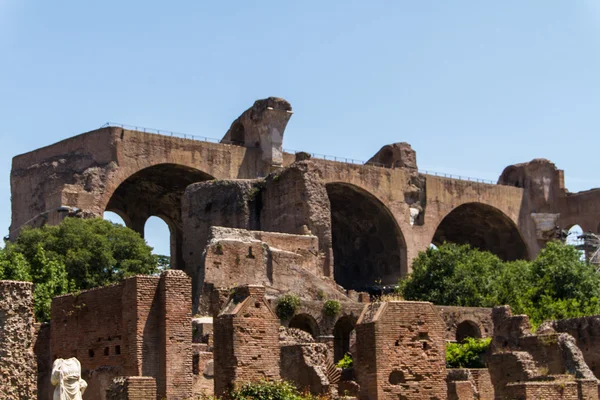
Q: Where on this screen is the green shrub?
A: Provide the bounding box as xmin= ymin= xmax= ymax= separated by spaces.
xmin=323 ymin=300 xmax=341 ymax=317
xmin=276 ymin=294 xmax=300 ymax=320
xmin=230 ymin=380 xmax=325 ymax=400
xmin=446 ymin=337 xmax=491 ymax=369
xmin=336 ymin=353 xmax=353 ymax=369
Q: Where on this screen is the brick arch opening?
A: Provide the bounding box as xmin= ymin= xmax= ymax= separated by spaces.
xmin=334 ymin=315 xmax=356 ymax=362
xmin=105 ymin=163 xmax=214 ymax=270
xmin=456 ymin=320 xmax=481 ymax=342
xmin=432 ymin=202 xmax=528 ymax=261
xmin=326 ymin=183 xmax=407 ymax=291
xmin=288 ymin=313 xmax=319 ymax=338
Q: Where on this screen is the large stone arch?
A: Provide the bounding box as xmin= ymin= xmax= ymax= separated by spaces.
xmin=105 ymin=163 xmax=214 ymax=269
xmin=325 ymin=182 xmax=407 ymax=291
xmin=431 ymin=202 xmax=528 ymax=261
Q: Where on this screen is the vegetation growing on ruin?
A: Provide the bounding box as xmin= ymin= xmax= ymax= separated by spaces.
xmin=399 ymin=242 xmax=600 ymax=326
xmin=276 ymin=294 xmax=301 ymax=320
xmin=0 ymin=217 xmax=158 ymax=321
xmin=336 ymin=353 xmax=353 ymax=369
xmin=230 ymin=380 xmax=328 ymax=400
xmin=446 ymin=337 xmax=491 ymax=368
xmin=322 ymin=300 xmax=341 ymax=316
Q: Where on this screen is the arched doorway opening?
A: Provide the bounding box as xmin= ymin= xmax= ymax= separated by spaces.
xmin=566 ymin=224 xmax=586 ymax=261
xmin=145 ymin=216 xmax=172 ymax=271
xmin=103 ymin=211 xmax=128 ymax=227
xmin=334 ymin=315 xmax=356 ymax=362
xmin=105 ymin=164 xmax=214 ymax=270
xmin=432 ymin=203 xmax=528 ymax=261
xmin=326 ymin=183 xmax=407 ymax=292
xmin=456 ymin=320 xmax=482 ymax=343
xmin=229 ymin=122 xmax=246 ymax=146
xmin=288 ymin=314 xmax=319 ymax=338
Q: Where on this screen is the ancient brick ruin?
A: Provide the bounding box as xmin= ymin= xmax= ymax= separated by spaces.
xmin=3 ymin=97 xmax=600 ymax=399
xmin=47 ymin=270 xmax=192 ymax=399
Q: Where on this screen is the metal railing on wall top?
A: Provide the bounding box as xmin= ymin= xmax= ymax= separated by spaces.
xmin=101 ymin=122 xmax=499 ymax=186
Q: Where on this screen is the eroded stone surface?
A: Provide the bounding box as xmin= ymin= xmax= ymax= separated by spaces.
xmin=0 ymin=280 xmax=37 ymax=400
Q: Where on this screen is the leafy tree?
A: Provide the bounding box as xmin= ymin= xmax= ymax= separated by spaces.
xmin=0 ymin=217 xmax=158 ymax=321
xmin=399 ymin=243 xmax=504 ymax=307
xmin=155 ymin=254 xmax=171 ymax=271
xmin=13 ymin=217 xmax=157 ymax=290
xmin=399 ymin=241 xmax=600 ymax=326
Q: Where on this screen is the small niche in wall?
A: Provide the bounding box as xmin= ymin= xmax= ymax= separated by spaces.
xmin=104 ymin=347 xmax=109 ymax=356
xmin=88 ymin=349 xmax=94 ymax=358
xmin=115 ymin=345 xmax=121 ymax=355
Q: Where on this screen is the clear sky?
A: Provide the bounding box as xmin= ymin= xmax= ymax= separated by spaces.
xmin=1 ymin=1 xmax=599 ymax=256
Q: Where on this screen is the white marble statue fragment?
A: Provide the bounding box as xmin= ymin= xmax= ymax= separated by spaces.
xmin=51 ymin=357 xmax=88 ymax=400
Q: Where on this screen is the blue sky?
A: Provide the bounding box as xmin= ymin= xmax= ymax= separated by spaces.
xmin=1 ymin=1 xmax=599 ymax=256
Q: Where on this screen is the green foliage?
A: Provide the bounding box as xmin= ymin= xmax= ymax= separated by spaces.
xmin=0 ymin=217 xmax=158 ymax=321
xmin=276 ymin=294 xmax=301 ymax=320
xmin=336 ymin=353 xmax=353 ymax=369
xmin=230 ymin=380 xmax=325 ymax=400
xmin=399 ymin=243 xmax=503 ymax=307
xmin=322 ymin=300 xmax=341 ymax=317
xmin=155 ymin=254 xmax=170 ymax=271
xmin=399 ymin=241 xmax=600 ymax=326
xmin=446 ymin=337 xmax=491 ymax=368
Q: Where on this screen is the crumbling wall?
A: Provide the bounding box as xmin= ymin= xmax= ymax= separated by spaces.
xmin=354 ymin=301 xmax=447 ymax=400
xmin=280 ymin=343 xmax=333 ymax=395
xmin=221 ymin=97 xmax=293 ymax=166
xmin=488 ymin=306 xmax=597 ymax=400
xmin=0 ymin=280 xmax=37 ymax=399
xmin=540 ymin=315 xmax=600 ymax=378
xmin=199 ymin=227 xmax=346 ymax=314
xmin=213 ymin=285 xmax=280 ymax=396
xmin=261 ymin=162 xmax=333 ymax=258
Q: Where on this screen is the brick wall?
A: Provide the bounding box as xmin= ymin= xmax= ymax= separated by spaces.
xmin=159 ymin=270 xmax=193 ymax=399
xmin=505 ymin=381 xmax=580 ymax=399
xmin=214 ymin=285 xmax=280 ymax=396
xmin=35 ymin=322 xmax=52 ymax=400
xmin=0 ymin=280 xmax=37 ymax=399
xmin=354 ymin=301 xmax=447 ymax=400
xmin=51 ymin=283 xmax=126 ymax=370
xmin=50 ymin=271 xmax=193 ymax=400
xmin=106 ymin=376 xmax=157 ymax=400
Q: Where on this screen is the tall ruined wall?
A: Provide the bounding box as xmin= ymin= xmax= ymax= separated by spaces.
xmin=10 ymin=127 xmax=267 ymax=240
xmin=261 ymin=161 xmax=333 ymax=257
xmin=214 ymin=286 xmax=280 ymax=396
xmin=354 ymin=301 xmax=447 ymax=400
xmin=182 ymin=179 xmax=261 ymax=302
xmin=11 ymin=101 xmax=600 ymax=278
xmin=0 ymin=280 xmax=37 ymax=400
xmin=158 ymin=270 xmax=193 ymax=399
